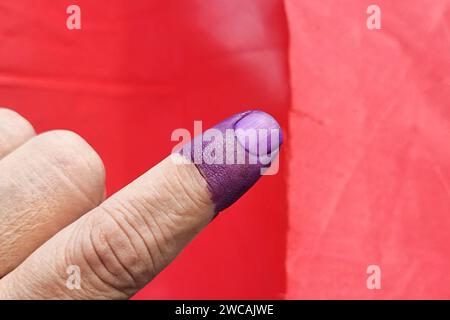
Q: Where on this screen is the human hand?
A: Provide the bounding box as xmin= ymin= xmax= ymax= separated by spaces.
xmin=0 ymin=108 xmax=282 ymax=300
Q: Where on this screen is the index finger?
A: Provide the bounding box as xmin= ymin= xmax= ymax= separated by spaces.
xmin=0 ymin=110 xmax=283 ymax=300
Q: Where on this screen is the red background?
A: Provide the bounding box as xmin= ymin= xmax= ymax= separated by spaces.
xmin=0 ymin=0 xmax=289 ymax=299
xmin=2 ymin=0 xmax=450 ymax=299
xmin=286 ymin=0 xmax=450 ymax=299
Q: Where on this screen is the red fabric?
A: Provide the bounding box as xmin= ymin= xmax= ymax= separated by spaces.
xmin=0 ymin=0 xmax=289 ymax=299
xmin=286 ymin=0 xmax=450 ymax=299
xmin=2 ymin=0 xmax=449 ymax=300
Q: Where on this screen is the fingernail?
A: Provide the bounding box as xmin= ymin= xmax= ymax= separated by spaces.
xmin=181 ymin=110 xmax=283 ymax=213
xmin=234 ymin=110 xmax=283 ymax=155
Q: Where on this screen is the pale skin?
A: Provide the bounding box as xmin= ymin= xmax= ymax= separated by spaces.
xmin=0 ymin=108 xmax=218 ymax=299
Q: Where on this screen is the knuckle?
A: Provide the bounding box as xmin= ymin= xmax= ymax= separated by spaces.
xmin=0 ymin=108 xmax=36 ymax=147
xmin=0 ymin=108 xmax=34 ymax=131
xmin=38 ymin=130 xmax=103 ymax=173
xmin=35 ymin=130 xmax=105 ymax=204
xmin=79 ymin=206 xmax=161 ymax=295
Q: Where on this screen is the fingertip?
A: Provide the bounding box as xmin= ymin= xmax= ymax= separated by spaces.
xmin=182 ymin=110 xmax=283 ymax=213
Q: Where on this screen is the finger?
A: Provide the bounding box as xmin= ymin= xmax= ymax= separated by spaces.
xmin=0 ymin=108 xmax=36 ymax=159
xmin=0 ymin=130 xmax=105 ymax=277
xmin=0 ymin=110 xmax=283 ymax=300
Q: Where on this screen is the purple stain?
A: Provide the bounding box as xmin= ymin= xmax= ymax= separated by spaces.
xmin=180 ymin=110 xmax=283 ymax=213
xmin=235 ymin=110 xmax=283 ymax=156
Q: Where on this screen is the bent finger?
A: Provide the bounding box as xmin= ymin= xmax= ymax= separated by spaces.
xmin=0 ymin=108 xmax=35 ymax=159
xmin=0 ymin=130 xmax=105 ymax=277
xmin=0 ymin=110 xmax=282 ymax=299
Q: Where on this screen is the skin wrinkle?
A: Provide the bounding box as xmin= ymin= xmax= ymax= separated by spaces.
xmin=159 ymin=169 xmax=190 ymax=214
xmin=171 ymin=162 xmax=211 ymax=213
xmin=91 ymin=216 xmax=136 ymax=284
xmin=69 ymin=158 xmax=214 ymax=298
xmin=39 ymin=131 xmax=105 ymax=207
xmin=95 ymin=207 xmax=145 ymax=286
xmin=128 ymin=197 xmax=171 ymax=269
xmin=124 ymin=179 xmax=179 ymax=266
xmin=49 ymin=245 xmax=75 ymax=300
xmin=6 ymin=244 xmax=64 ymax=300
xmin=0 ymin=132 xmax=102 ymax=218
xmin=138 ymin=187 xmax=179 ymax=235
xmin=62 ymin=221 xmax=120 ymax=299
xmin=135 ymin=186 xmax=179 ymax=265
xmin=0 ymin=107 xmax=283 ymax=299
xmin=102 ymin=227 xmax=139 ymax=288
xmin=50 ymin=156 xmax=104 ymax=208
xmin=65 ymin=220 xmax=111 ymax=300
xmin=136 ymin=193 xmax=179 ymax=259
xmin=75 ymin=222 xmax=123 ymax=297
xmin=141 ymin=162 xmax=207 ymax=233
xmin=81 ymin=230 xmax=130 ymax=298
xmin=0 ymin=130 xmax=105 ymax=278
xmin=108 ymin=199 xmax=163 ymax=281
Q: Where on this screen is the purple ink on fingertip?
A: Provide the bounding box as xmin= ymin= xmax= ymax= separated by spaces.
xmin=181 ymin=110 xmax=283 ymax=213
